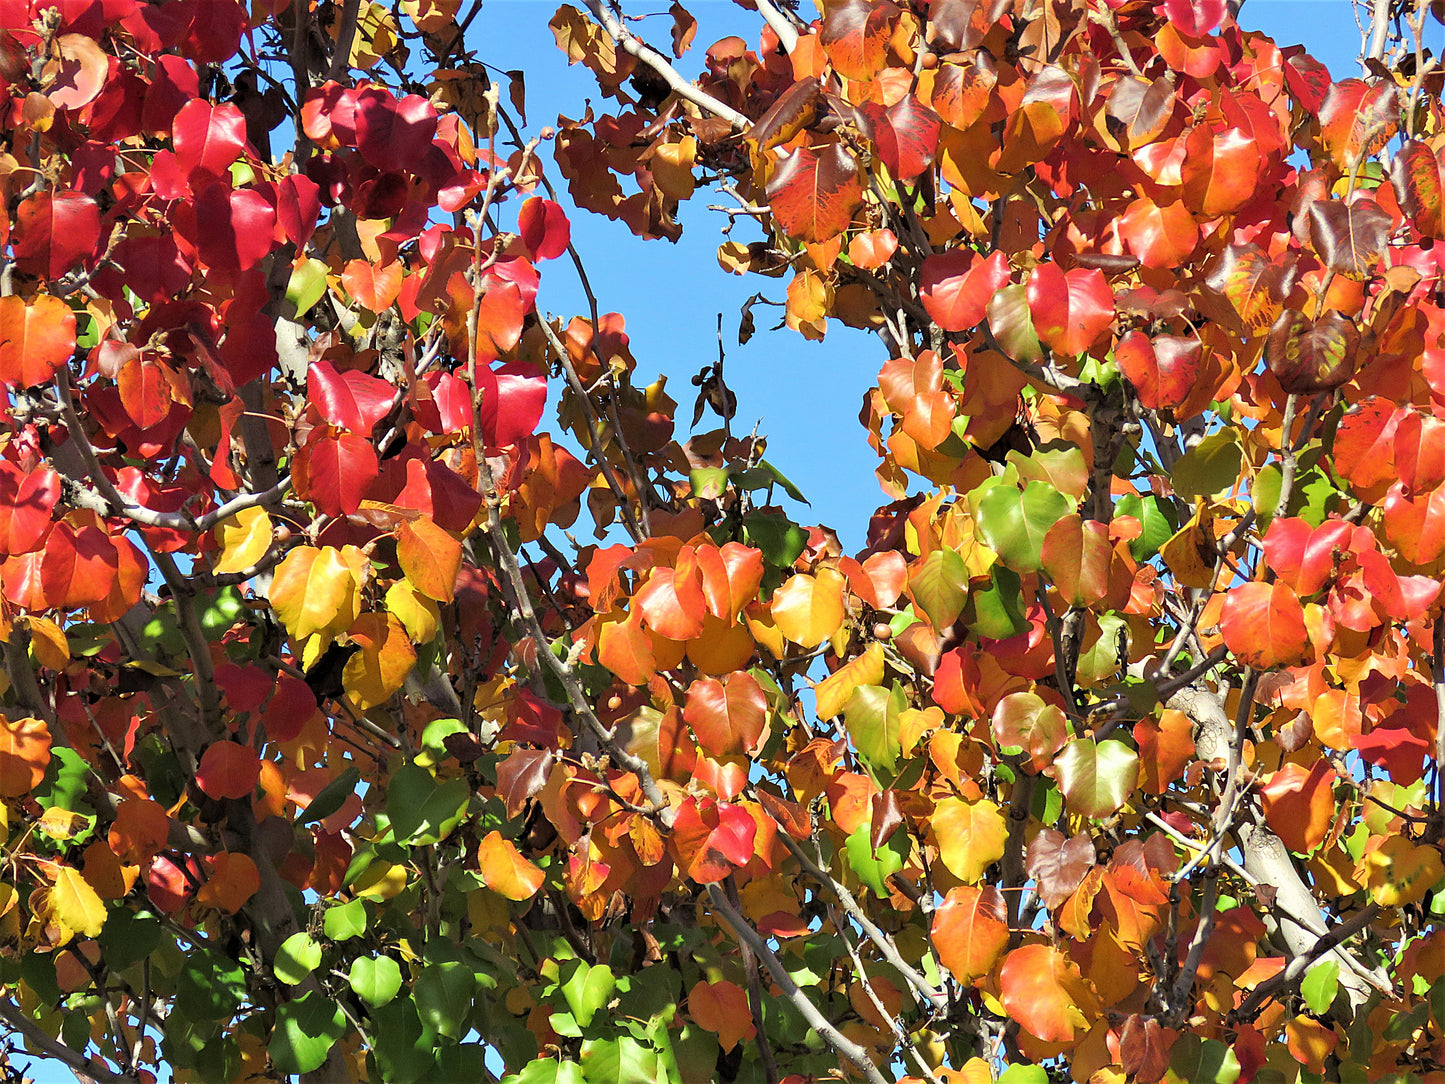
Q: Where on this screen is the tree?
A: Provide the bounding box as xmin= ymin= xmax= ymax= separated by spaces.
xmin=0 ymin=0 xmax=1443 ymax=1078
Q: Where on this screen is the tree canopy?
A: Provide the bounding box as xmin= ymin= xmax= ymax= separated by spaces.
xmin=0 ymin=0 xmax=1443 ymax=1081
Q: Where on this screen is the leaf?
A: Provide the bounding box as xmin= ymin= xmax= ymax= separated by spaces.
xmin=477 ymin=831 xmax=545 ymax=901
xmin=1361 ymin=835 xmax=1444 ymax=907
xmin=1219 ymin=581 xmax=1311 ymax=670
xmin=932 ymin=885 xmax=1009 ymax=984
xmin=172 ymin=99 xmax=247 ymax=184
xmin=864 ymin=94 xmax=941 ymax=181
xmin=930 ymin=54 xmax=998 ymax=128
xmin=1025 ymin=828 xmax=1097 ymax=909
xmin=297 ymin=765 xmax=362 ymax=827
xmin=1172 ymin=430 xmax=1242 ymax=500
xmin=920 ymin=250 xmax=1011 ymax=332
xmin=819 ymin=0 xmax=899 ymax=79
xmin=999 ymin=944 xmax=1095 ymax=1043
xmin=1158 ymin=0 xmax=1227 ymax=34
xmin=518 ymin=197 xmax=572 ymax=261
xmin=274 ymin=932 xmax=323 ymax=985
xmin=1264 ymin=310 xmax=1359 ymax=395
xmin=416 ymin=960 xmax=475 ymax=1039
xmin=1114 ymin=331 xmax=1200 ymax=412
xmin=323 ymin=899 xmax=367 ymax=941
xmin=268 ymin=991 xmax=346 ymax=1076
xmin=907 ymin=546 xmax=967 ymax=630
xmin=1106 ymin=74 xmax=1176 ymax=149
xmin=1332 ymin=397 xmax=1401 ymax=493
xmin=12 ymin=191 xmax=100 ymax=279
xmin=765 ymin=142 xmax=864 ymax=244
xmin=268 ymin=545 xmax=366 ymax=641
xmin=684 ymin=672 xmax=767 ymax=757
xmin=769 ymin=568 xmax=846 ymax=648
xmin=43 ymin=866 xmax=107 ymax=941
xmin=1301 ymin=960 xmax=1339 ymax=1016
xmin=307 ymin=359 xmax=395 ymax=433
xmin=845 ymin=821 xmax=905 ymax=897
xmin=1053 ymin=739 xmax=1139 ymax=818
xmin=991 ymin=691 xmax=1068 ymax=771
xmin=43 ymin=34 xmax=108 ymax=110
xmin=1041 ymin=515 xmax=1111 ymax=608
xmin=0 ymin=294 xmax=76 ymax=389
xmin=396 ymin=516 xmax=462 ymax=603
xmin=975 ymin=482 xmax=1072 ymax=573
xmin=349 ymin=956 xmax=404 ymax=1007
xmin=688 ymin=980 xmax=754 ymax=1052
xmin=878 ymin=350 xmax=954 ymax=449
xmin=1258 ymin=760 xmax=1336 ymax=854
xmin=0 ymin=715 xmax=50 ymax=797
xmin=1319 ymin=78 xmax=1397 ymax=170
xmin=933 ymin=797 xmax=1006 ymax=882
xmin=1180 ymin=125 xmax=1263 ymax=217
xmin=1307 ymin=198 xmax=1391 ymax=280
xmin=1393 ymin=139 xmax=1445 ymax=238
xmin=212 ymin=507 xmax=273 ymax=575
xmin=195 ymin=741 xmax=260 ymax=801
xmin=196 ymin=852 xmax=260 ymax=914
xmin=986 ymin=283 xmax=1043 ymax=362
xmin=1026 ymin=264 xmax=1114 ymax=357
xmin=844 ymin=683 xmax=906 ymax=775
xmin=341 ymin=259 xmax=404 ymax=312
xmin=1119 ymin=196 xmax=1199 ymax=270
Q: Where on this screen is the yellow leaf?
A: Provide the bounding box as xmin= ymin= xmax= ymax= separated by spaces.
xmin=342 ymin=612 xmax=418 ymax=710
xmin=385 ymin=580 xmax=440 ymax=643
xmin=770 ymin=569 xmax=847 ymax=649
xmin=476 ymin=831 xmax=545 ymax=901
xmin=932 ymin=797 xmax=1006 ymax=883
xmin=268 ymin=546 xmax=367 ymax=641
xmin=346 ymin=2 xmax=398 ymax=68
xmin=353 ymin=861 xmax=408 ymax=901
xmin=212 ymin=507 xmax=273 ymax=575
xmin=44 ymin=866 xmax=107 ymax=942
xmin=37 ymin=808 xmax=86 ymax=841
xmin=813 ymin=642 xmax=884 ymax=720
xmin=1361 ymin=836 xmax=1444 ymax=907
xmin=23 ymin=617 xmax=68 ymax=671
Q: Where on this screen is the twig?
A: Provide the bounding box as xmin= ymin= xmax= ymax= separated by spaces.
xmin=1232 ymin=904 xmax=1382 ymax=1020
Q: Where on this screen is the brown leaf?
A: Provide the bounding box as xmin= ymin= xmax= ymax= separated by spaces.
xmin=1307 ymin=197 xmax=1392 ymax=280
xmin=1025 ymin=828 xmax=1096 ymax=910
xmin=766 ymin=141 xmax=863 ymax=243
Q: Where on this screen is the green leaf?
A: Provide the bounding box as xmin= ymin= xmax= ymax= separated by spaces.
xmin=323 ymin=899 xmax=367 ymax=942
xmin=1302 ymin=959 xmax=1340 ymax=1016
xmin=741 ymin=511 xmax=808 ymax=568
xmin=506 ymin=1060 xmax=586 ymax=1084
xmin=1384 ymin=1001 xmax=1429 ymax=1042
xmin=299 ymin=766 xmax=361 ymax=827
xmin=562 ymin=961 xmax=616 ymax=1029
xmin=579 ymin=1035 xmax=661 ymax=1084
xmin=908 ymin=546 xmax=967 ymax=630
xmin=1252 ymin=464 xmax=1282 ymax=527
xmin=975 ymin=481 xmax=1072 ymax=573
xmin=1173 ymin=430 xmax=1243 ymax=500
xmin=987 ymin=283 xmax=1042 ymax=362
xmin=268 ymin=991 xmax=346 ymax=1076
xmin=174 ymin=949 xmax=246 ymax=1023
xmin=418 ymin=718 xmax=467 ymax=768
xmin=755 ymin=458 xmax=809 ymax=503
xmin=368 ymin=996 xmax=437 ymax=1084
xmin=386 ymin=764 xmax=469 ymax=845
xmin=274 ymin=932 xmax=322 ymax=985
xmin=1053 ymin=739 xmax=1139 ymax=818
xmin=1168 ymin=1035 xmax=1241 ymax=1084
xmin=349 ymin=955 xmax=404 ymax=1007
xmin=416 ymin=960 xmax=475 ymax=1039
xmin=1001 ymin=1065 xmax=1050 ymax=1084
xmin=99 ymin=911 xmax=162 ymax=971
xmin=843 ymin=822 xmax=904 ymax=898
xmin=844 ymin=683 xmax=906 ymax=775
xmin=1115 ymin=493 xmax=1178 ymax=561
xmin=689 ymin=467 xmax=730 ymax=501
xmin=967 ymin=566 xmax=1027 ymax=640
xmin=286 ymin=257 xmax=329 ymax=315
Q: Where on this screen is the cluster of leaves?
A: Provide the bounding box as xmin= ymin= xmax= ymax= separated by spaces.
xmin=6 ymin=0 xmax=1445 ymax=1078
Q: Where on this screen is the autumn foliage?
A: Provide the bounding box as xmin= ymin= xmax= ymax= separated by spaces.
xmin=2 ymin=0 xmax=1445 ymax=1080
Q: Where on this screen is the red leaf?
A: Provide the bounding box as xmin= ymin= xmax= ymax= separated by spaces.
xmin=1219 ymin=581 xmax=1311 ymax=670
xmin=0 ymin=463 xmax=59 ymax=557
xmin=635 ymin=554 xmax=707 ymax=642
xmin=196 ymin=741 xmax=260 ymax=800
xmin=1261 ymin=518 xmax=1354 ymax=596
xmin=1040 ymin=515 xmax=1111 ymax=608
xmin=1156 ymin=0 xmax=1227 ymax=35
xmin=999 ymin=944 xmax=1095 ymax=1043
xmin=1332 ymin=397 xmax=1402 ymax=493
xmin=172 ymin=99 xmax=247 ymax=185
xmin=864 ymin=94 xmax=941 ymax=182
xmin=1026 ymin=263 xmax=1113 ymax=357
xmin=671 ymin=797 xmax=756 ymax=882
xmin=878 ymin=350 xmax=953 ymax=449
xmin=0 ymin=295 xmax=76 ymax=388
xmin=1118 ymin=196 xmax=1198 ymax=269
xmin=307 ymin=359 xmax=396 ymax=433
xmin=932 ymin=885 xmax=1009 ymax=984
xmin=40 ymin=521 xmax=117 ymax=608
xmin=185 ymin=183 xmax=276 ymax=272
xmin=1393 ymin=139 xmax=1445 ymax=239
xmin=1394 ymin=410 xmax=1445 ymax=496
xmin=1319 ymin=79 xmax=1398 ymax=170
xmin=1114 ymin=331 xmax=1200 ymax=412
xmin=476 ymin=361 xmax=547 ymax=448
xmin=12 ymin=191 xmax=101 ymax=279
xmin=518 ymin=197 xmax=571 ymax=261
xmin=919 ymin=250 xmax=1011 ymax=333
xmin=293 ymin=431 xmax=379 ymax=517
xmin=1264 ymin=310 xmax=1360 ymax=394
xmin=766 ymin=142 xmax=864 ymax=244
xmin=1382 ymin=483 xmax=1445 ymax=566
xmin=1180 ymin=125 xmax=1263 ymax=217
xmin=353 ymin=88 xmax=438 ymax=173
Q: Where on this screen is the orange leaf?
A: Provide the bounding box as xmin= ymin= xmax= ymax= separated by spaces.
xmin=932 ymin=885 xmax=1009 ymax=984
xmin=688 ymin=979 xmax=755 ymax=1052
xmin=684 ymin=671 xmax=768 ymax=757
xmin=341 ymin=258 xmax=404 ymax=311
xmin=1259 ymin=760 xmax=1336 ymax=854
xmin=999 ymin=944 xmax=1097 ymax=1044
xmin=0 ymin=294 xmax=75 ymax=389
xmin=196 ymin=741 xmax=261 ymax=800
xmin=477 ymin=830 xmax=544 ymax=900
xmin=107 ymin=798 xmax=170 ymax=865
xmin=0 ymin=714 xmax=50 ymax=797
xmin=342 ymin=611 xmax=418 ymax=710
xmin=196 ymin=852 xmax=260 ymax=914
xmin=1218 ymin=581 xmax=1311 ymax=670
xmin=396 ymin=515 xmax=462 ymax=603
